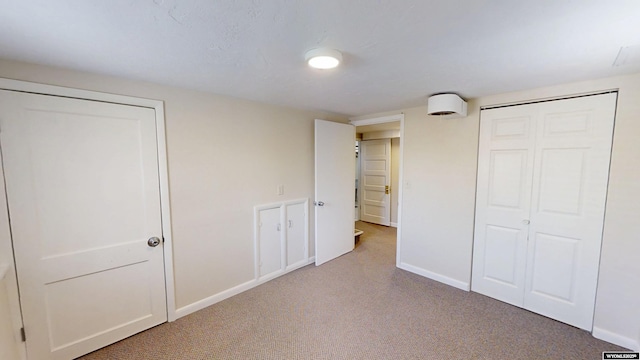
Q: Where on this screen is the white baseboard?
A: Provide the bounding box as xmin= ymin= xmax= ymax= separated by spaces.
xmin=175 ymin=257 xmax=315 ymax=319
xmin=175 ymin=279 xmax=256 ymax=318
xmin=398 ymin=262 xmax=470 ymax=291
xmin=390 ymin=222 xmax=398 ymax=228
xmin=593 ymin=326 xmax=640 ymax=351
xmin=285 ymin=259 xmax=312 ymax=272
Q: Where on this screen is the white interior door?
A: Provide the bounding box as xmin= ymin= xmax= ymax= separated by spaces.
xmin=472 ymin=93 xmax=616 ymax=331
xmin=0 ymin=90 xmax=167 ymax=359
xmin=359 ymin=139 xmax=391 ymax=226
xmin=315 ymin=119 xmax=355 ymax=266
xmin=523 ymin=93 xmax=616 ymax=330
xmin=471 ymin=105 xmax=536 ymax=307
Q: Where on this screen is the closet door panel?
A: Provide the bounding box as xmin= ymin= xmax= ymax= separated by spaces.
xmin=471 ymin=106 xmax=536 ymax=307
xmin=524 ymin=93 xmax=617 ymax=330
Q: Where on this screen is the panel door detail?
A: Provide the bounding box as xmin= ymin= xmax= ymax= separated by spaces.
xmin=359 ymin=139 xmax=391 ymax=226
xmin=257 ymin=207 xmax=283 ymax=280
xmin=524 ymin=93 xmax=617 ymax=330
xmin=472 ymin=93 xmax=616 ymax=331
xmin=285 ymin=203 xmax=307 ymax=271
xmin=254 ymin=199 xmax=309 ymax=282
xmin=0 ymin=90 xmax=167 ymax=360
xmin=472 ymin=106 xmax=536 ymax=307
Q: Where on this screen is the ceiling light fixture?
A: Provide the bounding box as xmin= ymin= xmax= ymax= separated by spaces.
xmin=305 ymin=48 xmax=342 ymax=69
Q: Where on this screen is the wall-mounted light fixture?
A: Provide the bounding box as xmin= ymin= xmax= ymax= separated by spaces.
xmin=427 ymin=93 xmax=468 ymax=117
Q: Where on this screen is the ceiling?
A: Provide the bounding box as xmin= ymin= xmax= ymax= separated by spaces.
xmin=1 ymin=1 xmax=639 ymax=117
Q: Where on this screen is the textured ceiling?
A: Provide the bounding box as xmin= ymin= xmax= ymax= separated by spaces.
xmin=1 ymin=1 xmax=639 ymax=116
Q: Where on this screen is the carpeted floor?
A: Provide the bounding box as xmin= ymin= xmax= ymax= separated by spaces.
xmin=79 ymin=221 xmax=625 ymax=359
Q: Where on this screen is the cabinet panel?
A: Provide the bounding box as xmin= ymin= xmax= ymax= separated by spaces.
xmin=286 ymin=203 xmax=307 ymax=270
xmin=257 ymin=207 xmax=282 ymax=279
xmin=255 ymin=199 xmax=309 ymax=283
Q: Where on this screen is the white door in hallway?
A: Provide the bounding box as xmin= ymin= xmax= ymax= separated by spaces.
xmin=0 ymin=90 xmax=167 ymax=359
xmin=472 ymin=93 xmax=616 ymax=330
xmin=314 ymin=119 xmax=355 ymax=266
xmin=359 ymin=139 xmax=391 ymax=226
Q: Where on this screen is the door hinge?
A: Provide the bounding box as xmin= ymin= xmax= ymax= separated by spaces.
xmin=20 ymin=327 xmax=26 ymax=342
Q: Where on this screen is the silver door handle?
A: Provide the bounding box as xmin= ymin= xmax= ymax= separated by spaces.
xmin=522 ymin=219 xmax=530 ymax=225
xmin=147 ymin=237 xmax=161 ymax=247
xmin=314 ymin=201 xmax=325 ymax=207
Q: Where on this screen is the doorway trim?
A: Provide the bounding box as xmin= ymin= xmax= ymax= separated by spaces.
xmin=350 ymin=113 xmax=405 ymax=267
xmin=0 ymin=78 xmax=177 ymax=322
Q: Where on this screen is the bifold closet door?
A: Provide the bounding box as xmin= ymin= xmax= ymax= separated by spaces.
xmin=523 ymin=94 xmax=616 ymax=330
xmin=472 ymin=93 xmax=617 ymax=330
xmin=470 ymin=103 xmax=537 ymax=308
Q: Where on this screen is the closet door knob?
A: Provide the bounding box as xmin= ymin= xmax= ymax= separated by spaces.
xmin=522 ymin=219 xmax=530 ymax=225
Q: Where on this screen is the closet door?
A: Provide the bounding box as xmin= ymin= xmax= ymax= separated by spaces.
xmin=471 ymin=105 xmax=537 ymax=307
xmin=524 ymin=93 xmax=616 ymax=330
xmin=472 ymin=93 xmax=617 ymax=331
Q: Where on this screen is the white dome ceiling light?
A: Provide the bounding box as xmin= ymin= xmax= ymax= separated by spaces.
xmin=305 ymin=48 xmax=343 ymax=69
xmin=427 ymin=93 xmax=468 ymax=117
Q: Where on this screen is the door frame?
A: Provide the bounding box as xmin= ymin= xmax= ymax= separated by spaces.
xmin=350 ymin=113 xmax=405 ymax=267
xmin=0 ymin=78 xmax=177 ymax=323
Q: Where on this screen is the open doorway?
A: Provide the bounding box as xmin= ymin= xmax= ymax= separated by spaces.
xmin=350 ymin=114 xmax=404 ymax=266
xmin=355 ymin=121 xmax=400 ymax=227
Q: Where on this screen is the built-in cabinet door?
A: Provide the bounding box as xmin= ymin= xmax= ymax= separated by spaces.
xmin=472 ymin=93 xmax=617 ymax=331
xmin=255 ymin=200 xmax=308 ymax=282
xmin=286 ymin=203 xmax=307 ymax=270
xmin=257 ymin=207 xmax=283 ymax=280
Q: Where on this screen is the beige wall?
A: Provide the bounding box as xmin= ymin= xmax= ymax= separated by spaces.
xmin=0 ymin=59 xmax=346 ymax=314
xmin=398 ymin=72 xmax=640 ymax=350
xmin=398 ymin=106 xmax=479 ymax=289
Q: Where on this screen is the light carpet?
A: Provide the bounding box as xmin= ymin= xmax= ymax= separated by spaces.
xmin=80 ymin=221 xmax=625 ymax=359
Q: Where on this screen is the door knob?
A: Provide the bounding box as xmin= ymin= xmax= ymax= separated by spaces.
xmin=314 ymin=201 xmax=325 ymax=207
xmin=147 ymin=237 xmax=161 ymax=247
xmin=385 ymin=185 xmax=390 ymax=194
xmin=522 ymin=219 xmax=530 ymax=225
